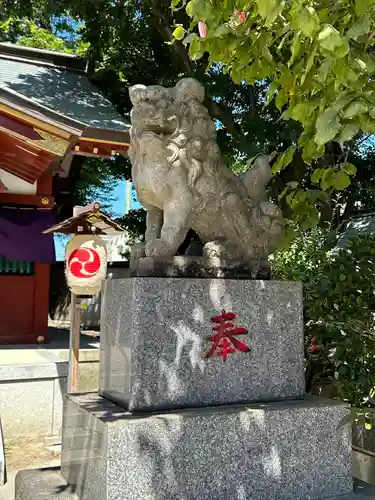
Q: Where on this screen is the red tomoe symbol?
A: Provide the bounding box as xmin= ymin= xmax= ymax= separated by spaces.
xmin=68 ymin=248 xmax=101 ymax=279
xmin=204 ymin=310 xmax=250 ymax=361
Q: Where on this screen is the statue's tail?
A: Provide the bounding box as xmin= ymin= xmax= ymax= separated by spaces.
xmin=239 ymin=155 xmax=284 ymax=257
xmin=240 ymin=155 xmax=272 ymax=204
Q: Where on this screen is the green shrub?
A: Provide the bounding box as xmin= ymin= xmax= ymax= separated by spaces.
xmin=272 ymin=231 xmax=375 ymax=414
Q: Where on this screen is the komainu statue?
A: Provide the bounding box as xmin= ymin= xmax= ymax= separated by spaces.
xmin=128 ymin=78 xmax=284 ymax=263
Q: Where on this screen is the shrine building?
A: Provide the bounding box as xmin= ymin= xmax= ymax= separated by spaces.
xmin=0 ymin=42 xmax=130 ymax=344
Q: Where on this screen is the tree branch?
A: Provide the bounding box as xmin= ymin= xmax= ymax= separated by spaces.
xmin=148 ymin=0 xmax=242 ymax=137
xmin=149 ymin=0 xmax=194 ymax=74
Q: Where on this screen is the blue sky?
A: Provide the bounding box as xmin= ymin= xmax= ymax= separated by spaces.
xmin=54 ymin=179 xmax=142 ymax=260
xmin=113 ymin=179 xmax=126 ymax=216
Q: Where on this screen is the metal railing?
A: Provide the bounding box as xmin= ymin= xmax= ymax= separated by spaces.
xmin=0 ymin=256 xmax=34 ymax=275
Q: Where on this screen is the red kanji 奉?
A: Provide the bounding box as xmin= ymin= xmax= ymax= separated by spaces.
xmin=204 ymin=310 xmax=250 ymax=361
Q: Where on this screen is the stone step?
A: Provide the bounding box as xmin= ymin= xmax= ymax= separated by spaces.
xmin=15 ymin=467 xmax=77 ymax=500
xmin=60 ymin=393 xmax=352 ymax=500
xmin=326 ymin=481 xmax=375 ymax=498
xmin=13 ymin=469 xmax=375 ymax=500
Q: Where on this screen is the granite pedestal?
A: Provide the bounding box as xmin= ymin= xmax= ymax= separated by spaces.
xmin=14 ymin=278 xmax=365 ymax=500
xmin=100 ymin=278 xmax=305 ymax=411
xmin=60 ymin=393 xmax=352 ymax=500
xmin=14 ymin=472 xmax=375 ymax=500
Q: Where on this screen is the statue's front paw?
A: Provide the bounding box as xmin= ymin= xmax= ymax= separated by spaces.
xmin=130 ymin=242 xmax=146 ymax=259
xmin=145 ymin=240 xmax=174 ymax=260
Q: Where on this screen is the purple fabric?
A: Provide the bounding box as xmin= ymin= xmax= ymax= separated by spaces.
xmin=0 ymin=208 xmax=56 ymax=263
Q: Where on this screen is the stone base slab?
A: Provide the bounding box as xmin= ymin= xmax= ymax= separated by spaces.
xmin=13 ymin=470 xmax=375 ymax=500
xmin=100 ymin=278 xmax=305 ymax=411
xmin=15 ymin=467 xmax=76 ymax=500
xmin=130 ymin=256 xmax=270 ymax=279
xmin=0 ymin=357 xmax=68 ymax=440
xmin=59 ymin=393 xmax=352 ymax=500
xmin=11 ymin=469 xmax=375 ymax=500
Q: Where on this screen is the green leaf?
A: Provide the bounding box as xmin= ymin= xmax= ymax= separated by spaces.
xmin=182 ymin=32 xmax=197 ymax=46
xmin=308 ymin=189 xmax=330 ymax=202
xmin=186 ymin=1 xmax=194 ymax=17
xmin=287 ymin=181 xmax=299 ymax=189
xmin=354 ymin=58 xmax=367 ymax=73
xmin=279 ymin=65 xmax=294 ymax=87
xmin=257 ymin=0 xmax=282 ymax=25
xmin=299 ymin=206 xmax=320 ymax=230
xmin=337 ymin=123 xmax=360 ymax=144
xmin=278 ymin=32 xmax=292 ymax=51
xmin=304 ymin=44 xmax=318 ymax=77
xmin=290 ymin=102 xmax=314 ymax=124
xmin=278 ymin=187 xmax=289 ymax=202
xmin=291 ymin=6 xmax=320 ymax=38
xmin=172 ymin=26 xmax=185 ymax=40
xmin=318 ymin=24 xmax=350 ymax=59
xmin=257 ymin=0 xmax=277 ymax=18
xmin=369 ymin=106 xmax=375 ymax=119
xmin=289 ymin=31 xmax=301 ymax=66
xmin=331 ymin=171 xmax=351 ymax=190
xmin=315 ymin=108 xmax=341 ymax=146
xmin=355 ymin=0 xmax=375 ymax=17
xmin=332 ymin=59 xmax=360 ymax=84
xmin=185 ymin=0 xmax=208 ymax=20
xmin=272 ymin=146 xmax=294 ymax=173
xmin=321 ymin=167 xmax=335 ymax=190
xmin=265 ymin=80 xmax=278 ymax=106
xmin=341 ymin=162 xmax=357 ymax=175
xmin=286 ymin=190 xmax=296 ymax=205
xmin=231 ymin=64 xmax=245 ymax=85
xmin=360 ymin=115 xmax=375 ymax=134
xmin=275 ymin=88 xmax=288 ymax=110
xmin=332 ymin=92 xmax=353 ymax=112
xmin=243 ymin=58 xmax=275 ymax=83
xmin=301 ymin=139 xmax=325 ymax=164
xmin=311 ymin=168 xmax=325 ymax=184
xmin=347 ymin=16 xmax=371 ymax=39
xmin=342 ymin=99 xmax=368 ymax=119
xmin=316 ymin=58 xmax=332 ymax=83
xmin=214 ymin=24 xmax=231 ymax=37
xmin=189 ymin=36 xmax=204 ymax=60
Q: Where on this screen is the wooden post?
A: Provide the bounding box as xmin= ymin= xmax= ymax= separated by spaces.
xmin=67 ymin=205 xmax=85 ymax=394
xmin=68 ymin=292 xmax=81 ymax=393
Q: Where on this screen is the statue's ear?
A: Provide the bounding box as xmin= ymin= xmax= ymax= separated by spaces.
xmin=175 ymin=78 xmax=205 ymax=103
xmin=129 ymin=85 xmax=147 ymax=105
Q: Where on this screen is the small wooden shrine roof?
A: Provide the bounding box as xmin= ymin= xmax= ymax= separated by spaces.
xmin=0 ymin=43 xmax=130 ymax=186
xmin=43 ymin=202 xmax=124 ymax=235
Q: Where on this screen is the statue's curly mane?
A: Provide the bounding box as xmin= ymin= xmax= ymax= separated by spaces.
xmin=166 ymin=99 xmax=221 ymax=203
xmin=129 ymin=78 xmax=244 ymax=212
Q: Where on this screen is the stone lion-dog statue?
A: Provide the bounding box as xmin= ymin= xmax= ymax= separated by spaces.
xmin=128 ymin=78 xmax=284 ymax=263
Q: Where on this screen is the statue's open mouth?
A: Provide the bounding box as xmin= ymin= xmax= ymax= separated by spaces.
xmin=142 ymin=115 xmax=177 ymax=134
